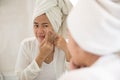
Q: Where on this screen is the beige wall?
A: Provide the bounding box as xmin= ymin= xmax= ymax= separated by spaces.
xmin=0 ymin=0 xmax=34 ymax=72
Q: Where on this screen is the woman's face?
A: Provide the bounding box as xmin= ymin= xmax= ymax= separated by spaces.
xmin=33 ymin=14 xmax=54 ymax=42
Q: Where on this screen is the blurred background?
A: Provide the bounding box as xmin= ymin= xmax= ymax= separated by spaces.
xmin=0 ymin=0 xmax=78 ymax=80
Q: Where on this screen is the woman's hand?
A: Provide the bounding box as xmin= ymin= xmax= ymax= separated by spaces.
xmin=54 ymin=35 xmax=67 ymax=51
xmin=36 ymin=30 xmax=55 ymax=66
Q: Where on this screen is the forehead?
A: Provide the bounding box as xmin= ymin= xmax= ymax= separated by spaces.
xmin=34 ymin=14 xmax=49 ymax=22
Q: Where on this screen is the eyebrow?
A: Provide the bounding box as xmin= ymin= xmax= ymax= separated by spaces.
xmin=34 ymin=22 xmax=38 ymax=24
xmin=42 ymin=23 xmax=48 ymax=25
xmin=34 ymin=22 xmax=48 ymax=25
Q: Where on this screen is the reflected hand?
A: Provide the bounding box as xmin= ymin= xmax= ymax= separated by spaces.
xmin=36 ymin=30 xmax=55 ymax=65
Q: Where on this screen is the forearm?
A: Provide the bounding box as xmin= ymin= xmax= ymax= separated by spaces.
xmin=35 ymin=56 xmax=44 ymax=68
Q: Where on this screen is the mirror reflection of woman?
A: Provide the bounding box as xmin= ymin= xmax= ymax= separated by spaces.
xmin=15 ymin=0 xmax=72 ymax=80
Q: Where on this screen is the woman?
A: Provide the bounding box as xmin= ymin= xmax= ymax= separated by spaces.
xmin=59 ymin=0 xmax=120 ymax=80
xmin=15 ymin=0 xmax=72 ymax=80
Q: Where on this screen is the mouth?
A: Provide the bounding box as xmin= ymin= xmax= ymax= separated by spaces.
xmin=38 ymin=35 xmax=45 ymax=42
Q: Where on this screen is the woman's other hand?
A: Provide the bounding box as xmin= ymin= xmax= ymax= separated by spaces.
xmin=54 ymin=35 xmax=71 ymax=62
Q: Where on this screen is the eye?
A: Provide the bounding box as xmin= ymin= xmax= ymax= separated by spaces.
xmin=43 ymin=24 xmax=48 ymax=28
xmin=34 ymin=24 xmax=39 ymax=28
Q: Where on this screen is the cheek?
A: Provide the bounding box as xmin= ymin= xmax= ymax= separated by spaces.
xmin=67 ymin=40 xmax=79 ymax=57
xmin=67 ymin=41 xmax=83 ymax=65
xmin=71 ymin=50 xmax=83 ymax=67
xmin=33 ymin=29 xmax=37 ymax=35
xmin=71 ymin=48 xmax=81 ymax=62
xmin=48 ymin=25 xmax=54 ymax=31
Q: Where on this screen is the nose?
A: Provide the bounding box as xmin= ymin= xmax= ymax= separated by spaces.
xmin=37 ymin=26 xmax=45 ymax=34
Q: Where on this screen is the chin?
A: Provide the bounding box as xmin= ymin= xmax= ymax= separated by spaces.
xmin=36 ymin=38 xmax=41 ymax=42
xmin=39 ymin=38 xmax=44 ymax=42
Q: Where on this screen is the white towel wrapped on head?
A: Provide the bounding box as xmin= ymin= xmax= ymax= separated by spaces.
xmin=33 ymin=0 xmax=72 ymax=37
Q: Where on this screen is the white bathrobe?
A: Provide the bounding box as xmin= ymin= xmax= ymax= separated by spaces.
xmin=58 ymin=54 xmax=120 ymax=80
xmin=15 ymin=37 xmax=69 ymax=80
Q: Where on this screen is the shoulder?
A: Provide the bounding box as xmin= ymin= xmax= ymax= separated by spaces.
xmin=21 ymin=37 xmax=36 ymax=44
xmin=20 ymin=37 xmax=38 ymax=49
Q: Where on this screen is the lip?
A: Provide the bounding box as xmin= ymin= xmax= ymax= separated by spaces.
xmin=38 ymin=36 xmax=45 ymax=41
